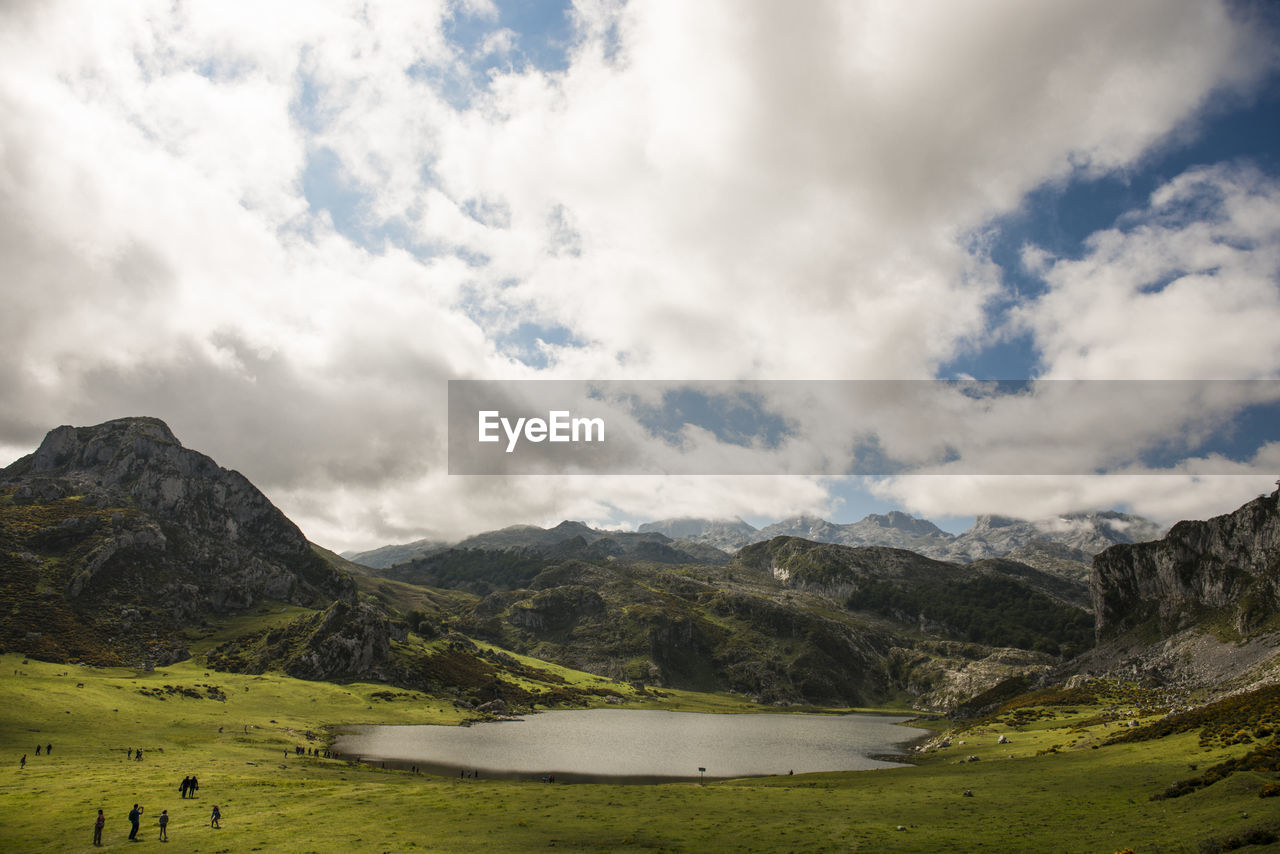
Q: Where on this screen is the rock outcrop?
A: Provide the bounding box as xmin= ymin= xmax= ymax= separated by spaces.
xmin=1092 ymin=490 xmax=1280 ymax=640
xmin=207 ymin=600 xmax=393 ymax=682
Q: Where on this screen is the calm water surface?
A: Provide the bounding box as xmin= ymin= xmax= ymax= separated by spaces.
xmin=335 ymin=709 xmax=925 ymax=782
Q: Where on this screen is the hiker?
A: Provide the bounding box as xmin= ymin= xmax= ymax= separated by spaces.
xmin=19 ymin=754 xmax=25 ymax=769
xmin=127 ymin=748 xmax=133 ymax=760
xmin=135 ymin=749 xmax=143 ymax=761
xmin=179 ymin=776 xmax=190 ymax=798
xmin=128 ymin=804 xmax=143 ymax=841
xmin=46 ymin=743 xmax=52 ymax=755
xmin=189 ymin=775 xmax=199 ymax=798
xmin=158 ymin=808 xmax=169 ymax=841
xmin=35 ymin=744 xmax=41 ymax=756
xmin=210 ymin=805 xmax=221 ymax=828
xmin=93 ymin=809 xmax=105 ymax=845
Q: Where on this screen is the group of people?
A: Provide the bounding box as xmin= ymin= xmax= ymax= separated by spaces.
xmin=291 ymin=744 xmax=334 ymax=758
xmin=18 ymin=743 xmax=53 ymax=769
xmin=95 ymin=802 xmax=221 ymax=845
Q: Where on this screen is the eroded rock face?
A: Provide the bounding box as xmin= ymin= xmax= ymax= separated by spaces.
xmin=506 ymin=586 xmax=606 ymax=633
xmin=284 ymin=600 xmax=393 ymax=681
xmin=1092 ymin=491 xmax=1280 ymax=640
xmin=1 ymin=418 xmax=355 ymax=663
xmin=206 ymin=599 xmax=394 ymax=682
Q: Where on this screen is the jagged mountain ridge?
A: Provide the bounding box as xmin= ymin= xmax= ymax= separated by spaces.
xmin=639 ymin=509 xmax=1162 ymax=563
xmin=354 ymin=508 xmax=1160 ymax=576
xmin=349 ymin=520 xmax=730 ymax=571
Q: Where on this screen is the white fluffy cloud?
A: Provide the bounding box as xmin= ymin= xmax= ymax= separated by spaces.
xmin=1016 ymin=164 xmax=1280 ymax=379
xmin=1 ymin=0 xmax=1275 ymax=548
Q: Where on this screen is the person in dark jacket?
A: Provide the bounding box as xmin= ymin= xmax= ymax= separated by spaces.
xmin=128 ymin=804 xmax=143 ymax=840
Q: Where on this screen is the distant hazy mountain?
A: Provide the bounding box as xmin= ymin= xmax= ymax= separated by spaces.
xmin=757 ymin=512 xmax=956 ymax=554
xmin=342 ymin=537 xmax=448 ymax=569
xmin=408 ymin=520 xmax=730 ymax=569
xmin=942 ymin=512 xmax=1163 ymax=563
xmin=637 ymin=517 xmax=759 ymax=551
xmin=632 ymin=509 xmax=1161 ymax=570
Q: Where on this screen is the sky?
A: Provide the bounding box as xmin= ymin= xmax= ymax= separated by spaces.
xmin=2 ymin=0 xmax=1279 ymax=551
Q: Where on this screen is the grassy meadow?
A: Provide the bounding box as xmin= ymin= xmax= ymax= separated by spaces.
xmin=1 ymin=650 xmax=1278 ymax=853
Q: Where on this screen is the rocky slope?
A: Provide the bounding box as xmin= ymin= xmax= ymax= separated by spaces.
xmin=0 ymin=417 xmax=353 ymax=665
xmin=1071 ymin=488 xmax=1280 ymax=694
xmin=422 ymin=536 xmax=1093 ymax=709
xmin=1092 ymin=490 xmax=1280 ymax=640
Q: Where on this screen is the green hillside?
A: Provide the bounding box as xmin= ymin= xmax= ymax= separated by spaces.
xmin=2 ymin=654 xmax=1278 ymax=852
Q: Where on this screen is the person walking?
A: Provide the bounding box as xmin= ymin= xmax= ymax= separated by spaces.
xmin=210 ymin=805 xmax=221 ymax=828
xmin=158 ymin=809 xmax=169 ymax=841
xmin=19 ymin=754 xmax=25 ymax=769
xmin=93 ymin=809 xmax=105 ymax=846
xmin=128 ymin=804 xmax=143 ymax=841
xmin=189 ymin=775 xmax=199 ymax=798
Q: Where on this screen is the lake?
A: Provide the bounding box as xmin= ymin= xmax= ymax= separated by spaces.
xmin=335 ymin=709 xmax=926 ymax=783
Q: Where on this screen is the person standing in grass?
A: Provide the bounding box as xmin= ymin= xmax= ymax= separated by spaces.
xmin=210 ymin=805 xmax=221 ymax=828
xmin=158 ymin=809 xmax=169 ymax=841
xmin=19 ymin=754 xmax=24 ymax=769
xmin=93 ymin=809 xmax=105 ymax=846
xmin=128 ymin=804 xmax=143 ymax=841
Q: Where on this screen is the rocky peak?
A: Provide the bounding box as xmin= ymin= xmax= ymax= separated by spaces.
xmin=970 ymin=514 xmax=1020 ymax=532
xmin=1 ymin=418 xmax=355 ymax=664
xmin=864 ymin=511 xmax=947 ymax=536
xmin=7 ymin=416 xmax=309 ymax=558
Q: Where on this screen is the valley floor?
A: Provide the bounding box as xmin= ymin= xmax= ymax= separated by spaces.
xmin=0 ymin=654 xmax=1277 ymax=853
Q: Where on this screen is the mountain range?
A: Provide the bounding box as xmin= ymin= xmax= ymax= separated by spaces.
xmin=346 ymin=508 xmax=1163 ymax=570
xmin=3 ymin=417 xmax=1277 ymax=715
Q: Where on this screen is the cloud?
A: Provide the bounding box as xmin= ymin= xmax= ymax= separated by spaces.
xmin=1016 ymin=164 xmax=1280 ymax=379
xmin=1 ymin=1 xmax=1276 ymax=549
xmin=869 ymin=441 xmax=1280 ymax=528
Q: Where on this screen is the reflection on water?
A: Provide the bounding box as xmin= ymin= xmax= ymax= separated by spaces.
xmin=335 ymin=709 xmax=924 ymax=782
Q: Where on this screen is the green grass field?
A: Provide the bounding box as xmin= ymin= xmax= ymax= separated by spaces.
xmin=1 ymin=653 xmax=1277 ymax=853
